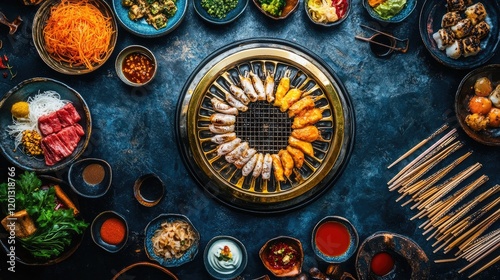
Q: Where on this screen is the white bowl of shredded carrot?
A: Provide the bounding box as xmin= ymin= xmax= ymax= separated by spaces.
xmin=32 ymin=0 xmax=118 ymax=75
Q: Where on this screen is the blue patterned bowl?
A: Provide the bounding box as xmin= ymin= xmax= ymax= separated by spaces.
xmin=311 ymin=216 xmax=359 ymax=263
xmin=194 ymin=0 xmax=249 ymax=24
xmin=363 ymin=0 xmax=416 ymax=23
xmin=144 ymin=214 xmax=200 ymax=267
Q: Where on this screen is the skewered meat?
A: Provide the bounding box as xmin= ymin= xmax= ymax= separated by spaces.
xmin=242 ymin=153 xmax=259 ymax=176
xmin=240 ymin=72 xmax=258 ymax=102
xmin=292 ymin=108 xmax=323 ymax=129
xmin=288 ymin=96 xmax=315 ymax=117
xmin=287 ymin=145 xmax=305 ymax=169
xmin=225 ymin=91 xmax=248 ymax=112
xmin=271 ymin=154 xmax=285 ymax=182
xmin=209 ymin=124 xmax=234 ymax=134
xmin=249 ymin=71 xmax=266 ymax=101
xmin=461 ymin=36 xmax=481 ymax=57
xmin=265 ymin=71 xmax=275 ymax=103
xmin=278 ymin=149 xmax=294 ymax=178
xmin=292 ymin=126 xmax=320 ymax=142
xmin=261 ymin=153 xmax=273 ymax=180
xmin=226 ymin=142 xmax=249 ymax=163
xmin=289 ymin=136 xmax=314 ymax=157
xmin=451 ymin=18 xmax=473 ymax=38
xmin=280 ymin=88 xmax=302 ymax=112
xmin=210 ymin=98 xmax=238 ymax=115
xmin=235 ymin=148 xmax=257 ymax=169
xmin=465 ymin=2 xmax=487 ymax=25
xmin=210 ymin=113 xmax=236 ymax=125
xmin=252 ymin=153 xmax=265 ymax=178
xmin=442 ymin=11 xmax=462 ymax=28
xmin=274 ymin=71 xmax=290 ymax=107
xmin=230 ymin=85 xmax=250 ymax=105
xmin=445 ymin=40 xmax=462 ymax=59
xmin=446 ymin=0 xmax=466 ymax=12
xmin=217 ymin=138 xmax=241 ymax=156
xmin=210 ymin=132 xmax=237 ymax=144
xmin=471 ymin=21 xmax=490 ymax=40
xmin=432 ymin=28 xmax=456 ymax=50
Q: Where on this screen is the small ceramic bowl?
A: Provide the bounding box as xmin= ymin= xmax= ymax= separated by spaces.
xmin=115 ymin=45 xmax=157 ymax=87
xmin=144 ymin=214 xmax=200 ymax=267
xmin=311 ymin=216 xmax=359 ymax=263
xmin=362 ymin=0 xmax=416 ymax=24
xmin=253 ymin=0 xmax=299 ymax=20
xmin=91 ymin=211 xmax=128 ymax=253
xmin=455 ymin=64 xmax=500 ymax=145
xmin=259 ymin=236 xmax=304 ymax=277
xmin=203 ymin=236 xmax=248 ymax=279
xmin=68 ymin=158 xmax=112 ymax=198
xmin=304 ymin=0 xmax=351 ymax=27
xmin=133 ymin=173 xmax=165 ymax=207
xmin=194 ymin=0 xmax=249 ymax=24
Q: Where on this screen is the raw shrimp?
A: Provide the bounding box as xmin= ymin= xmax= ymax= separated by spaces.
xmin=249 ymin=71 xmax=266 ymax=101
xmin=217 ymin=138 xmax=241 ymax=156
xmin=210 ymin=98 xmax=239 ymax=115
xmin=209 ymin=124 xmax=235 ymax=134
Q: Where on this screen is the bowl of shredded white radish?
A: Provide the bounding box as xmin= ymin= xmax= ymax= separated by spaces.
xmin=0 ymin=77 xmax=92 ymax=172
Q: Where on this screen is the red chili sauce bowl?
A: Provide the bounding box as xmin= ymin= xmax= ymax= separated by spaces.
xmin=115 ymin=45 xmax=157 ymax=87
xmin=91 ymin=210 xmax=128 ymax=253
xmin=311 ymin=216 xmax=359 ymax=263
xmin=259 ymin=236 xmax=304 ymax=277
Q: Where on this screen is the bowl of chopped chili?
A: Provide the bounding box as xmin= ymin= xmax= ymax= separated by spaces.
xmin=259 ymin=236 xmax=304 ymax=277
xmin=91 ymin=210 xmax=128 ymax=253
xmin=115 ymin=45 xmax=157 ymax=87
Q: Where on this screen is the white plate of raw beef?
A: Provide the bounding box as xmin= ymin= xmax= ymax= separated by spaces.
xmin=0 ymin=77 xmax=92 ymax=172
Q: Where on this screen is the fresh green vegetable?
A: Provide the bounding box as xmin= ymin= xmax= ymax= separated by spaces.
xmin=0 ymin=171 xmax=88 ymax=259
xmin=259 ymin=0 xmax=286 ymax=17
xmin=201 ymin=0 xmax=239 ymax=19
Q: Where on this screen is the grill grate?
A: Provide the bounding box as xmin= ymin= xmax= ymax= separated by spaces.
xmin=235 ymin=101 xmax=293 ymax=154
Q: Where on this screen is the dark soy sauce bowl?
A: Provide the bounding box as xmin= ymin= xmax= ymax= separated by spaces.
xmin=369 ymin=33 xmax=396 ymax=57
xmin=133 ymin=173 xmax=165 ymax=207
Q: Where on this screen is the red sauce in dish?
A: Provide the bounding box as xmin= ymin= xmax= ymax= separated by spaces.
xmin=122 ymin=52 xmax=155 ymax=84
xmin=314 ymin=221 xmax=351 ymax=257
xmin=265 ymin=242 xmax=299 ymax=270
xmin=370 ymin=252 xmax=395 ymax=276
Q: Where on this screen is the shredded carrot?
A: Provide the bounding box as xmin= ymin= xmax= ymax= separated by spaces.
xmin=43 ymin=0 xmax=114 ymax=70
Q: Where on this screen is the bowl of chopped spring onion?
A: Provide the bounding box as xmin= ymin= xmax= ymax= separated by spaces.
xmin=194 ymin=0 xmax=249 ymax=24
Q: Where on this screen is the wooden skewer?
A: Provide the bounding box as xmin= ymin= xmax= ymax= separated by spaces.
xmin=387 ymin=123 xmax=449 ymax=169
xmin=458 ymin=242 xmax=500 ymax=273
xmin=468 ymin=254 xmax=500 ymax=278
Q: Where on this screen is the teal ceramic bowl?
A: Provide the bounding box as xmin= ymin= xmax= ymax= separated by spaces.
xmin=194 ymin=0 xmax=249 ymax=24
xmin=91 ymin=211 xmax=128 ymax=253
xmin=144 ymin=214 xmax=200 ymax=267
xmin=112 ymin=0 xmax=187 ymax=37
xmin=311 ymin=216 xmax=359 ymax=263
xmin=363 ymin=0 xmax=416 ymax=23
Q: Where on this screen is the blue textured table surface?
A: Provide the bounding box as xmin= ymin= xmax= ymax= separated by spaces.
xmin=0 ymin=0 xmax=499 ymax=279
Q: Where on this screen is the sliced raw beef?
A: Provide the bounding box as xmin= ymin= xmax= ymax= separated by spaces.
xmin=62 ymin=103 xmax=81 ymax=123
xmin=73 ymin=123 xmax=85 ymax=136
xmin=56 ymin=107 xmax=73 ymax=127
xmin=41 ymin=141 xmax=58 ymax=166
xmin=42 ymin=124 xmax=84 ymax=166
xmin=38 ymin=111 xmax=62 ymax=136
xmin=56 ymin=125 xmax=82 ymax=149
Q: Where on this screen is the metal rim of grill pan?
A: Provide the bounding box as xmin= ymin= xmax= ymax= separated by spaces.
xmin=175 ymin=38 xmax=355 ymax=213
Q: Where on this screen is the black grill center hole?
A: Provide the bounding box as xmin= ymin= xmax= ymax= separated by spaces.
xmin=235 ymin=101 xmax=293 ymax=154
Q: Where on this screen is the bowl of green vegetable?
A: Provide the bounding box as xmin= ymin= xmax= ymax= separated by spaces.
xmin=194 ymin=0 xmax=249 ymax=24
xmin=253 ymin=0 xmax=299 ymax=19
xmin=0 ymin=172 xmax=87 ymax=265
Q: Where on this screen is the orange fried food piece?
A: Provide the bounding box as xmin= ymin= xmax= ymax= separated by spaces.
xmin=468 ymin=96 xmax=492 ymax=115
xmin=286 ymin=145 xmax=305 ymax=169
xmin=474 ymin=77 xmax=492 ymax=97
xmin=291 ymin=126 xmax=320 ymax=142
xmin=488 ymin=108 xmax=500 ymax=127
xmin=280 ymin=88 xmax=302 ymax=112
xmin=271 ymin=154 xmax=285 ymax=182
xmin=288 ymin=96 xmax=315 ymax=117
xmin=278 ymin=149 xmax=294 ymax=178
xmin=292 ymin=108 xmax=323 ymax=129
xmin=289 ymin=136 xmax=314 ymax=157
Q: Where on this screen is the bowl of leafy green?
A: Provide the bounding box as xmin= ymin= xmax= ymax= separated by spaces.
xmin=0 ymin=171 xmax=87 ymax=265
xmin=253 ymin=0 xmax=299 ymax=19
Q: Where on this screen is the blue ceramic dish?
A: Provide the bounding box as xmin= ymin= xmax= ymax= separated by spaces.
xmin=0 ymin=77 xmax=92 ymax=173
xmin=68 ymin=158 xmax=113 ymax=198
xmin=311 ymin=216 xmax=359 ymax=263
xmin=203 ymin=236 xmax=248 ymax=279
xmin=419 ymin=0 xmax=500 ymax=70
xmin=112 ymin=0 xmax=187 ymax=37
xmin=363 ymin=0 xmax=416 ymax=23
xmin=144 ymin=214 xmax=200 ymax=267
xmin=194 ymin=0 xmax=249 ymax=24
xmin=91 ymin=211 xmax=128 ymax=253
xmin=304 ymin=0 xmax=351 ymax=27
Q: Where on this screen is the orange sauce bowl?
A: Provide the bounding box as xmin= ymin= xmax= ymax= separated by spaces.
xmin=311 ymin=216 xmax=358 ymax=263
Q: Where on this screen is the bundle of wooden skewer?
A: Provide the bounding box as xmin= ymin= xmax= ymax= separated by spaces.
xmin=387 ymin=123 xmax=499 ymax=279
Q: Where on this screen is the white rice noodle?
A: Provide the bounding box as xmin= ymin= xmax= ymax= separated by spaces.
xmin=6 ymin=90 xmax=67 ymax=150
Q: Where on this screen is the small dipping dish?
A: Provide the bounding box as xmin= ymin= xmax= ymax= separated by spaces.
xmin=115 ymin=45 xmax=157 ymax=87
xmin=311 ymin=216 xmax=359 ymax=263
xmin=68 ymin=158 xmax=112 ymax=198
xmin=134 ymin=173 xmax=165 ymax=207
xmin=91 ymin=210 xmax=128 ymax=253
xmin=259 ymin=236 xmax=304 ymax=278
xmin=369 ymin=33 xmax=396 ymax=57
xmin=203 ymin=236 xmax=248 ymax=280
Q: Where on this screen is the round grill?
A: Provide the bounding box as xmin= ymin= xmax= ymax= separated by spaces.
xmin=235 ymin=102 xmax=292 ymax=154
